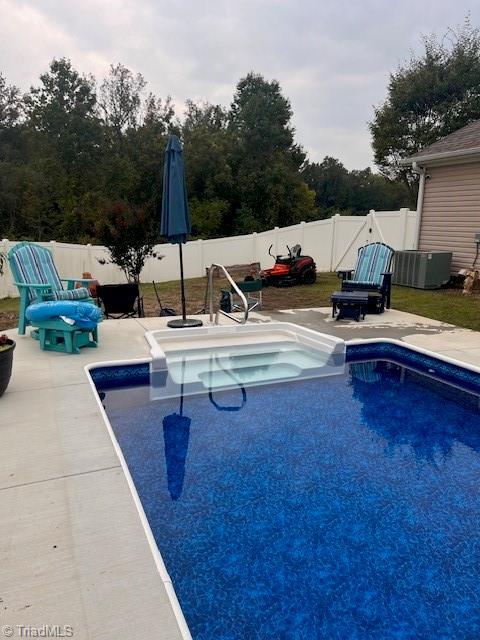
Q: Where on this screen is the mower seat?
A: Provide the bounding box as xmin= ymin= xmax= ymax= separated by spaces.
xmin=291 ymin=244 xmax=301 ymax=259
xmin=277 ymin=244 xmax=302 ymax=264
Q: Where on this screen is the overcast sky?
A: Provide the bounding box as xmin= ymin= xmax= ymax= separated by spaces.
xmin=1 ymin=0 xmax=479 ymax=169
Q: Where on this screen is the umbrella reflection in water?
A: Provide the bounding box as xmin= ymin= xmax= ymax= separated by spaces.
xmin=162 ymin=354 xmax=249 ymax=499
xmin=162 ymin=357 xmax=191 ymax=501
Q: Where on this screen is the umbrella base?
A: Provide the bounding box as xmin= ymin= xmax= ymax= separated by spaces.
xmin=167 ymin=318 xmax=204 ymax=329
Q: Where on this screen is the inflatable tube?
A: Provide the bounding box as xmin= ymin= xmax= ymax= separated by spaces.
xmin=26 ymin=301 xmax=102 ymax=329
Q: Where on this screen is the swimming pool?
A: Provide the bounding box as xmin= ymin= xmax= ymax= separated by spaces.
xmin=90 ymin=340 xmax=480 ymax=639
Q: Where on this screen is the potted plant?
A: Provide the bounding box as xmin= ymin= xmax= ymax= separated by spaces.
xmin=0 ymin=334 xmax=15 ymax=396
xmin=0 ymin=253 xmax=15 ymax=396
xmin=95 ymin=201 xmax=161 ymax=317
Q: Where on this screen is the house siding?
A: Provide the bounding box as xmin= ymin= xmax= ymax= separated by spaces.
xmin=419 ymin=162 xmax=480 ymax=270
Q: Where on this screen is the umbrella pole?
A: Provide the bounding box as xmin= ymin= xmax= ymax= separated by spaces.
xmin=179 ymin=243 xmax=187 ymax=322
xmin=167 ymin=244 xmax=203 ymax=328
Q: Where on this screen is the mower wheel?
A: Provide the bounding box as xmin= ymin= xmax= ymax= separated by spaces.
xmin=302 ymin=269 xmax=317 ymax=285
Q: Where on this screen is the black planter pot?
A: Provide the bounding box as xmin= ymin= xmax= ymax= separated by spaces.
xmin=0 ymin=339 xmax=15 ymax=397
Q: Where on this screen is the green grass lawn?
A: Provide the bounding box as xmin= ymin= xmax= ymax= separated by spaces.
xmin=0 ymin=297 xmax=19 ymax=313
xmin=1 ymin=273 xmax=480 ymax=332
xmin=391 ymin=284 xmax=480 ymax=329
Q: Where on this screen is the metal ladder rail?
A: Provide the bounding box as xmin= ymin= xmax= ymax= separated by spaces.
xmin=207 ymin=263 xmax=249 ymax=325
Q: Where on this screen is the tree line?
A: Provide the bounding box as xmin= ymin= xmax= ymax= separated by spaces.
xmin=4 ymin=17 xmax=479 ymax=245
xmin=0 ymin=61 xmax=412 ymax=245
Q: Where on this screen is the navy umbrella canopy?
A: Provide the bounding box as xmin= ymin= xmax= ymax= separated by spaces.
xmin=161 ymin=135 xmax=202 ymax=328
xmin=161 ymin=136 xmax=190 ymax=243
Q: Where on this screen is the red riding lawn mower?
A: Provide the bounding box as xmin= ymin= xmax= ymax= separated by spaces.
xmin=260 ymin=244 xmax=317 ymax=287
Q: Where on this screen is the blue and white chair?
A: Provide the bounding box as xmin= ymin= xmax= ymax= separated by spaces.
xmin=8 ymin=241 xmax=95 ymax=335
xmin=338 ymin=242 xmax=394 ymax=312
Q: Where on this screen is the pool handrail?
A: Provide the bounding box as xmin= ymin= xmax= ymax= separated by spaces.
xmin=208 ymin=263 xmax=249 ymax=325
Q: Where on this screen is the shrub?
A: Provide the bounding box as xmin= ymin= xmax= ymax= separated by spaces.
xmin=95 ymin=201 xmax=159 ymax=284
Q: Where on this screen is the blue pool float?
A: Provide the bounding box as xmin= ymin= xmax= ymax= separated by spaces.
xmin=26 ymin=301 xmax=102 ymax=330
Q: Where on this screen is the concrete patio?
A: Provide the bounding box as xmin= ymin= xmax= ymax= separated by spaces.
xmin=2 ymin=308 xmax=480 ymax=639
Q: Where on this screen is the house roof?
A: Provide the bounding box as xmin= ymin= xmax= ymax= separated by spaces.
xmin=404 ymin=119 xmax=480 ymax=165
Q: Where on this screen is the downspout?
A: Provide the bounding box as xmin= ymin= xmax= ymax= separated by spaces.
xmin=411 ymin=161 xmax=426 ymax=250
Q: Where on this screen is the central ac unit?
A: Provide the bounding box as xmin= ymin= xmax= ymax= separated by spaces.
xmin=393 ymin=250 xmax=452 ymax=289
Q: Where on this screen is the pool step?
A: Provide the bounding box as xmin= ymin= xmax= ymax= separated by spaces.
xmin=166 ymin=344 xmax=333 ymax=388
xmin=198 ymin=363 xmax=303 ymax=388
xmin=145 ymin=323 xmax=346 ymax=399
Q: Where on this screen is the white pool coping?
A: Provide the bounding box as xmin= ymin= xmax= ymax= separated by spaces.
xmin=348 ymin=336 xmax=480 ymax=375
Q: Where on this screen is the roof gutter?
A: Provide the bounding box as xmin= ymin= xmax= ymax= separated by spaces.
xmin=411 ymin=161 xmax=425 ymax=250
xmin=400 ymin=145 xmax=480 ymax=166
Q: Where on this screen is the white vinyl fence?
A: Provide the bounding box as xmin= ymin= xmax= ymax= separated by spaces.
xmin=0 ymin=208 xmax=417 ymax=299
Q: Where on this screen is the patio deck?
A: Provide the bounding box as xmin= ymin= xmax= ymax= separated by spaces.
xmin=2 ymin=309 xmax=480 ymax=639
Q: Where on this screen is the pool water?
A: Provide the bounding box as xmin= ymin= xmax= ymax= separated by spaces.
xmin=95 ymin=347 xmax=480 ymax=639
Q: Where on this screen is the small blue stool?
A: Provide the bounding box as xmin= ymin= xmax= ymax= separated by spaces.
xmin=26 ymin=301 xmax=102 ymax=354
xmin=32 ymin=319 xmax=99 ymax=354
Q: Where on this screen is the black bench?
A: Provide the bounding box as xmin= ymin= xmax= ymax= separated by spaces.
xmin=331 ymin=290 xmax=369 ymax=322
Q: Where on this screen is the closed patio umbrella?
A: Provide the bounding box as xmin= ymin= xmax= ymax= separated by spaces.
xmin=161 ymin=135 xmax=202 ymax=328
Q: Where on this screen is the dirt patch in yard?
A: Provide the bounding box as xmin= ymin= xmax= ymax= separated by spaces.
xmin=0 ymin=274 xmax=332 ymax=331
xmin=2 ymin=272 xmax=480 ymax=332
xmin=140 ymin=275 xmax=332 ymax=317
xmin=0 ymin=311 xmax=18 ymax=332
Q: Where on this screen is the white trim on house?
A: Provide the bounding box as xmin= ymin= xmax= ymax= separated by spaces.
xmin=401 ymin=146 xmax=480 ymax=167
xmin=411 ymin=162 xmax=426 ymax=249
